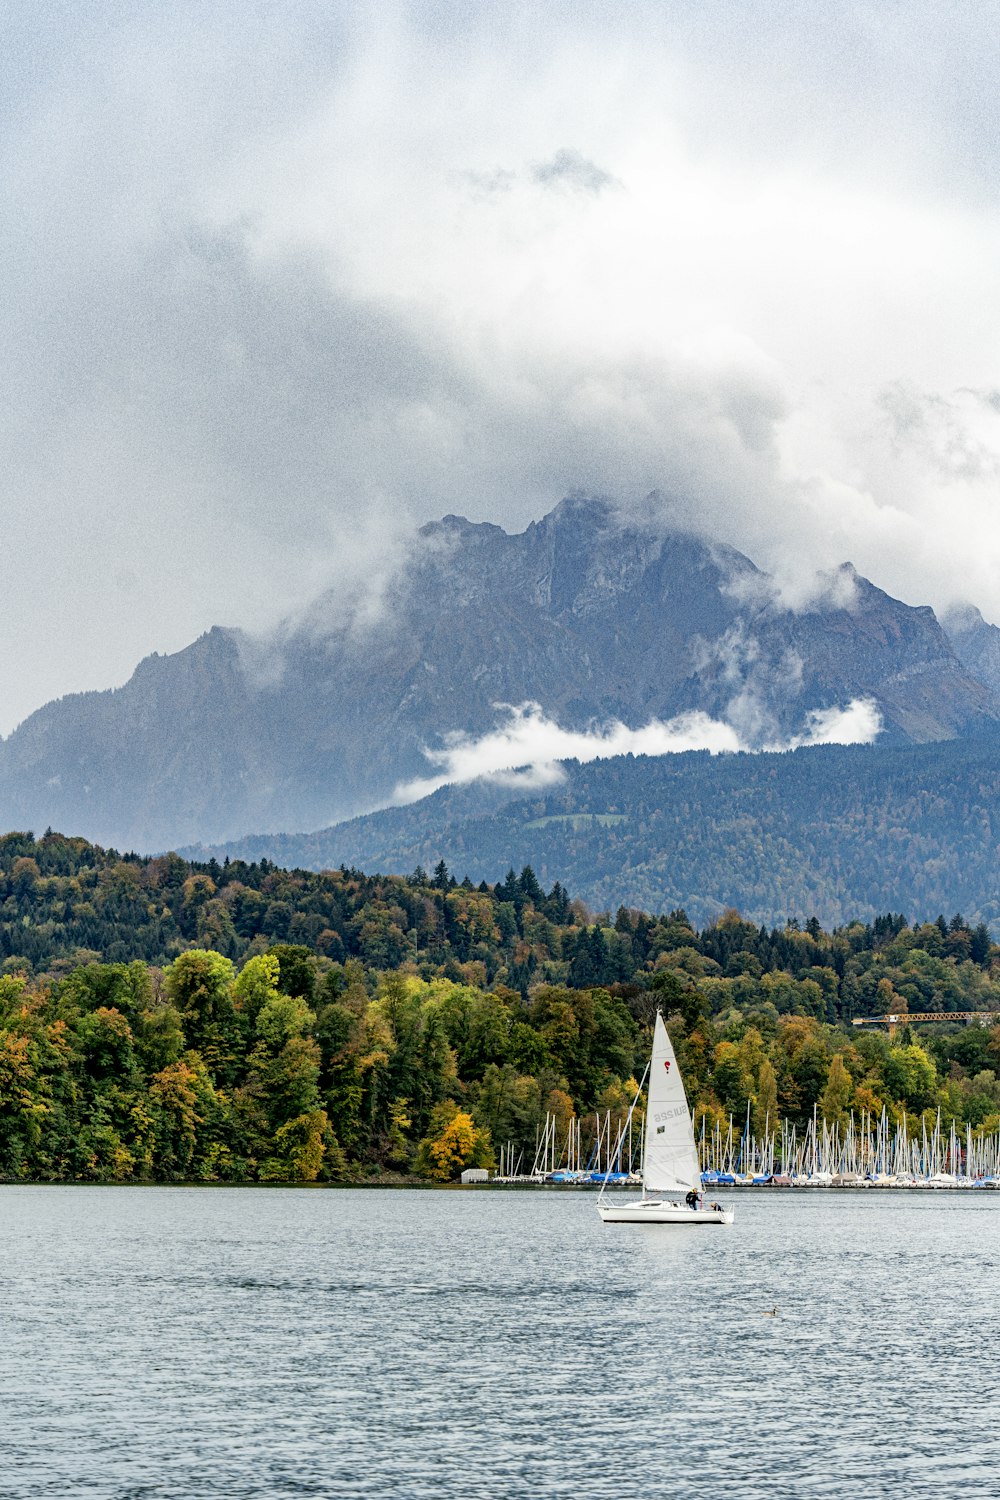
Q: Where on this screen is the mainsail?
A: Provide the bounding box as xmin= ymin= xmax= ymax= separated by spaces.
xmin=642 ymin=1013 xmax=702 ymax=1195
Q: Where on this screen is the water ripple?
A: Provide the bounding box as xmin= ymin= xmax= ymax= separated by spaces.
xmin=0 ymin=1186 xmax=998 ymax=1498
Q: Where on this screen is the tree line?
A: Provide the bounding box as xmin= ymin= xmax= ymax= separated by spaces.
xmin=1 ymin=832 xmax=1000 ymax=1181
xmin=244 ymin=737 xmax=1000 ymax=931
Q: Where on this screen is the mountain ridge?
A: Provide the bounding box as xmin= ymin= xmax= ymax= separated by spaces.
xmin=1 ymin=494 xmax=997 ymax=850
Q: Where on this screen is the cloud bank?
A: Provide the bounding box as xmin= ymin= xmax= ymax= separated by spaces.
xmin=394 ymin=698 xmax=882 ymax=803
xmin=4 ymin=4 xmax=1000 ymax=730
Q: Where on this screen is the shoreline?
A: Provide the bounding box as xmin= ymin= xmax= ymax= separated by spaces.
xmin=1 ymin=1177 xmax=998 ymax=1192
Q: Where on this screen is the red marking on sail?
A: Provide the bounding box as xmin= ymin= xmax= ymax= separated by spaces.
xmin=664 ymin=1060 xmax=671 ymax=1071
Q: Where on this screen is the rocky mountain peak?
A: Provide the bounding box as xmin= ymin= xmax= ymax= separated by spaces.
xmin=942 ymin=601 xmax=1000 ymax=700
xmin=0 ymin=495 xmax=996 ymax=851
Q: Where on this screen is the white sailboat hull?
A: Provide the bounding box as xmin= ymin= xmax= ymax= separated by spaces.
xmin=597 ymin=1015 xmax=734 ymax=1228
xmin=598 ymin=1198 xmax=733 ymax=1225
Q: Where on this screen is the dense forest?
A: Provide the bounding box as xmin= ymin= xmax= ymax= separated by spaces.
xmin=195 ymin=737 xmax=1000 ymax=930
xmin=2 ymin=830 xmax=1000 ymax=1182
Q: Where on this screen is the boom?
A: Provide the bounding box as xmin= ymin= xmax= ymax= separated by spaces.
xmin=852 ymin=1011 xmax=997 ymax=1039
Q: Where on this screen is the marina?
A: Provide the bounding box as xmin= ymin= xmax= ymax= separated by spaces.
xmin=494 ymin=1101 xmax=1000 ymax=1189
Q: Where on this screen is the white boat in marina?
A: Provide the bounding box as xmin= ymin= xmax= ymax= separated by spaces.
xmin=598 ymin=1012 xmax=733 ymax=1226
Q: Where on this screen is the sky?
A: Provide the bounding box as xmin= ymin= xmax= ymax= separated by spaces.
xmin=5 ymin=1 xmax=1000 ymax=734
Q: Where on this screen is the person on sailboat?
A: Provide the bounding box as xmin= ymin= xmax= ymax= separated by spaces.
xmin=597 ymin=1012 xmax=733 ymax=1225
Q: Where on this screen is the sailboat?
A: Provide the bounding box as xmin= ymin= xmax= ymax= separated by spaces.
xmin=598 ymin=1012 xmax=734 ymax=1225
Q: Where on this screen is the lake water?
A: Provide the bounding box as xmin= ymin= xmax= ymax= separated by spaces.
xmin=0 ymin=1186 xmax=998 ymax=1499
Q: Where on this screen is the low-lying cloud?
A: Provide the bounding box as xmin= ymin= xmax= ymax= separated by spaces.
xmin=781 ymin=697 xmax=883 ymax=749
xmin=394 ymin=698 xmax=882 ymax=803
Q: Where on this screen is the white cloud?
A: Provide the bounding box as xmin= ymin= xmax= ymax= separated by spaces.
xmin=529 ymin=148 xmax=619 ymax=194
xmin=775 ymin=697 xmax=883 ymax=751
xmin=393 ymin=697 xmax=882 ymax=803
xmin=4 ymin=4 xmax=1000 ymax=732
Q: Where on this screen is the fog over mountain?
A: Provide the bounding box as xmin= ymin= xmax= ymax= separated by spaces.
xmin=1 ymin=495 xmax=996 ymax=853
xmin=7 ymin=4 xmax=1000 ymax=736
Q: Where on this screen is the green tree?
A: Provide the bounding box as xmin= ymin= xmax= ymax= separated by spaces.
xmin=164 ymin=950 xmax=239 ymax=1080
xmin=233 ymin=953 xmax=282 ymax=1027
xmin=267 ymin=944 xmax=318 ymax=1001
xmin=260 ymin=1108 xmax=333 ymax=1181
xmin=819 ymin=1053 xmax=853 ymax=1128
xmin=755 ymin=1057 xmax=779 ymax=1135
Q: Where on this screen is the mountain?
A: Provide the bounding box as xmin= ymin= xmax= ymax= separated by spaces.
xmin=941 ymin=604 xmax=1000 ymax=702
xmin=188 ymin=737 xmax=1000 ymax=932
xmin=0 ymin=495 xmax=997 ymax=851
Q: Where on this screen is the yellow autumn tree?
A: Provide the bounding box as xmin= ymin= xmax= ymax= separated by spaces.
xmin=873 ymin=977 xmax=907 ymax=1017
xmin=416 ymin=1101 xmax=493 ymax=1180
xmin=754 ymin=1058 xmax=779 ymax=1137
xmin=544 ymin=1087 xmax=575 ymax=1140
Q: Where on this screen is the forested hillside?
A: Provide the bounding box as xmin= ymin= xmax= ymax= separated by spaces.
xmin=198 ymin=737 xmax=1000 ymax=929
xmin=3 ymin=830 xmax=1000 ymax=1182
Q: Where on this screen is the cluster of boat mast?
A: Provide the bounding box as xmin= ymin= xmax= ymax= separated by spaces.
xmin=492 ymin=1102 xmax=1000 ymax=1188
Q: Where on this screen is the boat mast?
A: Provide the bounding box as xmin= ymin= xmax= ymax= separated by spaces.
xmin=597 ymin=1059 xmax=650 ymax=1205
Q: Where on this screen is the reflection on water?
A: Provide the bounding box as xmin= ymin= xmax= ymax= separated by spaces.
xmin=0 ymin=1186 xmax=998 ymax=1498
